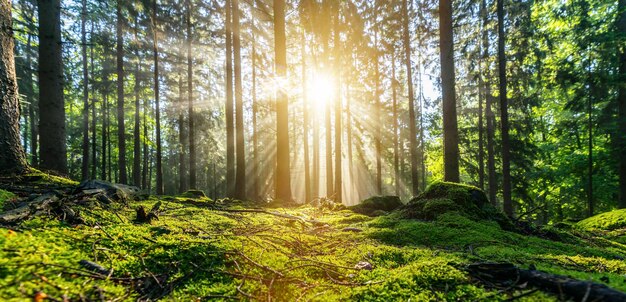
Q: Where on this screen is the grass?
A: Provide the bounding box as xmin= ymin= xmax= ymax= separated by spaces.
xmin=0 ymin=194 xmax=625 ymax=301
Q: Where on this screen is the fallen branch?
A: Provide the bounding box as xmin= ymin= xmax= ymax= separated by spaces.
xmin=467 ymin=262 xmax=626 ymax=302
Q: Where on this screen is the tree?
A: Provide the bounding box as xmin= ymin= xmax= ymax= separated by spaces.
xmin=497 ymin=0 xmax=512 ymax=216
xmin=81 ymin=0 xmax=90 ymax=180
xmin=38 ymin=0 xmax=67 ymax=174
xmin=619 ymin=0 xmax=626 ymax=209
xmin=133 ymin=19 xmax=142 ymax=187
xmin=233 ymin=0 xmax=246 ymax=199
xmin=225 ymin=0 xmax=235 ymax=197
xmin=152 ymin=0 xmax=163 ymax=195
xmin=333 ymin=3 xmax=342 ymax=203
xmin=274 ymin=0 xmax=292 ymax=202
xmin=483 ymin=0 xmax=497 ymax=206
xmin=403 ymin=0 xmax=419 ymax=195
xmin=0 ymin=0 xmax=28 ymax=173
xmin=439 ymin=0 xmax=460 ymax=182
xmin=116 ymin=0 xmax=128 ymax=184
xmin=187 ymin=0 xmax=197 ymax=189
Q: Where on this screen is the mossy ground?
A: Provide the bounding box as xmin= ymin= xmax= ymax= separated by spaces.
xmin=577 ymin=209 xmax=626 ymax=231
xmin=0 ymin=189 xmax=16 ymax=209
xmin=1 ymin=192 xmax=626 ymax=301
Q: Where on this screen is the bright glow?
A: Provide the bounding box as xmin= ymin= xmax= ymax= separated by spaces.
xmin=306 ymin=73 xmax=335 ymax=112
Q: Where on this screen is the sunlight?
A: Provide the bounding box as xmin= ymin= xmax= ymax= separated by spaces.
xmin=306 ymin=72 xmax=335 ymax=112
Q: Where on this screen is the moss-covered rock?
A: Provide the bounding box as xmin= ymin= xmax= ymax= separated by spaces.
xmin=0 ymin=189 xmax=16 ymax=210
xmin=350 ymin=196 xmax=403 ymax=216
xmin=401 ymin=182 xmax=512 ymax=229
xmin=180 ymin=190 xmax=207 ymax=199
xmin=577 ymin=209 xmax=626 ymax=231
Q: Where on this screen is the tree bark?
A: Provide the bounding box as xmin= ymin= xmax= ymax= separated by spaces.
xmin=252 ymin=14 xmax=259 ymax=200
xmin=116 ymin=0 xmax=128 ymax=184
xmin=81 ymin=0 xmax=90 ymax=180
xmin=225 ymin=0 xmax=235 ymax=197
xmin=38 ymin=0 xmax=67 ymax=174
xmin=302 ymin=31 xmax=311 ymax=203
xmin=333 ymin=5 xmax=342 ymax=203
xmin=186 ymin=0 xmax=196 ymax=189
xmin=274 ymin=0 xmax=292 ymax=202
xmin=440 ymin=0 xmax=460 ymax=183
xmin=0 ymin=0 xmax=28 ymax=173
xmin=374 ymin=33 xmax=382 ymax=194
xmin=403 ymin=0 xmax=419 ymax=195
xmin=133 ymin=22 xmax=141 ymax=187
xmin=27 ymin=33 xmax=38 ymax=167
xmin=483 ymin=0 xmax=497 ymax=206
xmin=497 ymin=0 xmax=512 ymax=216
xmin=392 ymin=54 xmax=399 ymax=196
xmin=152 ymin=0 xmax=163 ymax=195
xmin=618 ymin=0 xmax=626 ymax=208
xmin=233 ymin=0 xmax=246 ymax=199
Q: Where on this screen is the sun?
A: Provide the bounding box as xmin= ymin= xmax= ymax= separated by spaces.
xmin=306 ymin=72 xmax=335 ymax=113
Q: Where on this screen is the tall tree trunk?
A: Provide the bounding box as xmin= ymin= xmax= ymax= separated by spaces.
xmin=483 ymin=0 xmax=497 ymax=205
xmin=116 ymin=0 xmax=128 ymax=184
xmin=497 ymin=0 xmax=512 ymax=216
xmin=233 ymin=0 xmax=246 ymax=199
xmin=302 ymin=31 xmax=311 ymax=203
xmin=142 ymin=88 xmax=148 ymax=190
xmin=178 ymin=71 xmax=188 ymax=193
xmin=477 ymin=0 xmax=486 ymax=191
xmin=0 ymin=0 xmax=28 ymax=173
xmin=90 ymin=30 xmax=97 ymax=179
xmin=252 ymin=21 xmax=259 ymax=200
xmin=618 ymin=0 xmax=626 ymax=208
xmin=133 ymin=23 xmax=141 ymax=187
xmin=38 ymin=0 xmax=67 ymax=174
xmin=225 ymin=0 xmax=235 ymax=197
xmin=274 ymin=0 xmax=292 ymax=202
xmin=440 ymin=0 xmax=460 ymax=182
xmin=81 ymin=0 xmax=90 ymax=180
xmin=102 ymin=89 xmax=108 ymax=181
xmin=375 ymin=33 xmax=382 ymax=194
xmin=27 ymin=33 xmax=38 ymax=167
xmin=152 ymin=0 xmax=163 ymax=195
xmin=333 ymin=6 xmax=342 ymax=203
xmin=403 ymin=0 xmax=419 ymax=195
xmin=392 ymin=54 xmax=399 ymax=196
xmin=186 ymin=0 xmax=196 ymax=189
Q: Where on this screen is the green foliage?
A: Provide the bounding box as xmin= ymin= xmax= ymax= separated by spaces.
xmin=577 ymin=209 xmax=626 ymax=231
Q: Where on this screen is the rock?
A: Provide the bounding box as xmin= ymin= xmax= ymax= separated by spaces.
xmin=75 ymin=180 xmax=140 ymax=202
xmin=349 ymin=196 xmax=403 ymax=216
xmin=78 ymin=260 xmax=111 ymax=276
xmin=402 ymin=182 xmax=512 ymax=229
xmin=354 ymin=261 xmax=373 ymax=270
xmin=181 ymin=190 xmax=207 ymax=199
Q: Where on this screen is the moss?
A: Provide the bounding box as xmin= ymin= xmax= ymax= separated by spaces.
xmin=17 ymin=168 xmax=78 ymax=187
xmin=180 ymin=190 xmax=208 ymax=199
xmin=0 ymin=189 xmax=16 ymax=210
xmin=350 ymin=196 xmax=403 ymax=215
xmin=577 ymin=209 xmax=626 ymax=231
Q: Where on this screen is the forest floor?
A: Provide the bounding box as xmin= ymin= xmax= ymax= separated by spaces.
xmin=1 ymin=173 xmax=626 ymax=301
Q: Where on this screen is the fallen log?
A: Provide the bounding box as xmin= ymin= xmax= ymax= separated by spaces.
xmin=467 ymin=262 xmax=626 ymax=302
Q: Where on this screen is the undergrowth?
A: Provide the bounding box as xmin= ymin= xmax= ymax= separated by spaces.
xmin=1 ymin=194 xmax=626 ymax=301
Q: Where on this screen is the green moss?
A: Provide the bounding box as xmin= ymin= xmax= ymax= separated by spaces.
xmin=350 ymin=195 xmax=403 ymax=215
xmin=0 ymin=189 xmax=16 ymax=210
xmin=19 ymin=168 xmax=78 ymax=187
xmin=180 ymin=190 xmax=208 ymax=199
xmin=577 ymin=209 xmax=626 ymax=231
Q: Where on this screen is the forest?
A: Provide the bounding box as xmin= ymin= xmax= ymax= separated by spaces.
xmin=2 ymin=0 xmax=626 ymax=300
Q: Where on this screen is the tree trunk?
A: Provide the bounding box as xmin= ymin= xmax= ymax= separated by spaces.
xmin=90 ymin=29 xmax=97 ymax=179
xmin=392 ymin=54 xmax=399 ymax=196
xmin=225 ymin=0 xmax=235 ymax=197
xmin=152 ymin=0 xmax=163 ymax=195
xmin=482 ymin=0 xmax=497 ymax=206
xmin=403 ymin=0 xmax=419 ymax=195
xmin=252 ymin=19 xmax=259 ymax=200
xmin=101 ymin=89 xmax=108 ymax=181
xmin=178 ymin=71 xmax=188 ymax=193
xmin=81 ymin=0 xmax=90 ymax=180
xmin=497 ymin=0 xmax=512 ymax=216
xmin=133 ymin=23 xmax=141 ymax=187
xmin=302 ymin=31 xmax=311 ymax=203
xmin=38 ymin=0 xmax=67 ymax=174
xmin=186 ymin=0 xmax=196 ymax=189
xmin=440 ymin=0 xmax=460 ymax=183
xmin=274 ymin=0 xmax=292 ymax=202
xmin=0 ymin=0 xmax=27 ymax=173
xmin=333 ymin=5 xmax=342 ymax=203
xmin=477 ymin=0 xmax=486 ymax=191
xmin=27 ymin=33 xmax=38 ymax=167
xmin=116 ymin=0 xmax=127 ymax=184
xmin=233 ymin=0 xmax=246 ymax=199
xmin=374 ymin=33 xmax=382 ymax=195
xmin=618 ymin=0 xmax=626 ymax=208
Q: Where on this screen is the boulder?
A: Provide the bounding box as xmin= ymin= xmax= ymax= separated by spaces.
xmin=74 ymin=180 xmax=141 ymax=202
xmin=350 ymin=196 xmax=403 ymax=216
